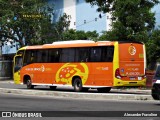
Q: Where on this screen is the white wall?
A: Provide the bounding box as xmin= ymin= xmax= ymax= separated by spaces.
xmin=2 ymin=42 xmax=17 ymax=55
xmin=63 ymin=0 xmax=76 ymax=29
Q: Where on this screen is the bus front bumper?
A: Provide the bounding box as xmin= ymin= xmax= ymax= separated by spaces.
xmin=114 ymin=79 xmax=146 ymax=87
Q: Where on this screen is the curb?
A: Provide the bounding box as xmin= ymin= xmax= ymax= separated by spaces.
xmin=0 ymin=88 xmax=154 ymax=101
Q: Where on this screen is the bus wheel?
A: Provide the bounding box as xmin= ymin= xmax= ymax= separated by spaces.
xmin=97 ymin=87 xmax=111 ymax=93
xmin=50 ymin=86 xmax=57 ymax=90
xmin=73 ymin=78 xmax=83 ymax=92
xmin=26 ymin=79 xmax=34 ymax=89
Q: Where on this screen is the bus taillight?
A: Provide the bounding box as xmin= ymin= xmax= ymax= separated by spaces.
xmin=115 ymin=68 xmax=122 ymax=79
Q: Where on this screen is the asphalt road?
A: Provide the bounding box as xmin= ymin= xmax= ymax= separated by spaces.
xmin=0 ymin=93 xmax=160 ymax=111
xmin=0 ymin=93 xmax=160 ymax=120
xmin=0 ymin=79 xmax=159 ymax=120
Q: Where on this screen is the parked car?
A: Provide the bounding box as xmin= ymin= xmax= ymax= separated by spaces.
xmin=151 ymin=65 xmax=160 ymax=100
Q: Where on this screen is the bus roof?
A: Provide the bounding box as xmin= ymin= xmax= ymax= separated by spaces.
xmin=52 ymin=40 xmax=95 ymax=44
xmin=118 ymin=41 xmax=144 ymax=44
xmin=18 ymin=40 xmax=143 ymax=50
xmin=21 ymin=40 xmax=116 ymax=50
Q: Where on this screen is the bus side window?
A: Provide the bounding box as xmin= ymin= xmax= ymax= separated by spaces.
xmin=48 ymin=49 xmax=60 ymax=63
xmin=77 ymin=48 xmax=89 ymax=62
xmin=23 ymin=51 xmax=29 ymax=65
xmin=60 ymin=48 xmax=75 ymax=62
xmin=102 ymin=46 xmax=114 ymax=62
xmin=37 ymin=50 xmax=48 ymax=63
xmin=30 ymin=51 xmax=36 ymax=63
xmin=107 ymin=46 xmax=114 ymax=62
xmin=24 ymin=50 xmax=36 ymax=65
xmin=90 ymin=47 xmax=101 ymax=62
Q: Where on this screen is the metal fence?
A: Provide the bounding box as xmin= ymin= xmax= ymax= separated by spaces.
xmin=0 ymin=60 xmax=13 ymax=80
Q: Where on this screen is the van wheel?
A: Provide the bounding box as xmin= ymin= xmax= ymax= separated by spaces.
xmin=73 ymin=78 xmax=82 ymax=92
xmin=97 ymin=87 xmax=111 ymax=93
xmin=26 ymin=79 xmax=34 ymax=89
xmin=152 ymin=94 xmax=160 ymax=100
xmin=152 ymin=84 xmax=160 ymax=100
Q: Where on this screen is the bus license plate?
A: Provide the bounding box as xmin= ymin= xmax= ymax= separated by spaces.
xmin=130 ymin=77 xmax=135 ymax=80
xmin=138 ymin=77 xmax=142 ymax=80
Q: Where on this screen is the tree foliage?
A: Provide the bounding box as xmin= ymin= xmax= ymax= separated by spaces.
xmin=0 ymin=0 xmax=71 ymax=48
xmin=85 ymin=0 xmax=114 ymax=13
xmin=86 ymin=0 xmax=159 ymax=41
xmin=62 ymin=29 xmax=99 ymax=41
xmin=0 ymin=0 xmax=50 ymax=47
xmin=51 ymin=13 xmax=71 ymax=41
xmin=38 ymin=13 xmax=71 ymax=43
xmin=146 ymin=28 xmax=160 ymax=69
xmin=86 ymin=0 xmax=160 ymax=68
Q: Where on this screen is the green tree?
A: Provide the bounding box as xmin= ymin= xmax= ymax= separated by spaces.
xmin=86 ymin=0 xmax=114 ymax=13
xmin=146 ymin=28 xmax=160 ymax=70
xmin=0 ymin=0 xmax=52 ymax=47
xmin=51 ymin=13 xmax=71 ymax=41
xmin=86 ymin=31 xmax=99 ymax=40
xmin=62 ymin=29 xmax=99 ymax=40
xmin=0 ymin=0 xmax=71 ymax=47
xmin=86 ymin=0 xmax=159 ymax=41
xmin=98 ymin=30 xmax=118 ymax=41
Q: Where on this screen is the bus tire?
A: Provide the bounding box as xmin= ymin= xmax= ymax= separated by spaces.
xmin=97 ymin=87 xmax=111 ymax=93
xmin=26 ymin=79 xmax=34 ymax=89
xmin=73 ymin=78 xmax=83 ymax=92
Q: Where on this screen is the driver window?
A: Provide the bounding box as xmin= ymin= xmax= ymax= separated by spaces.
xmin=14 ymin=56 xmax=23 ymax=72
xmin=15 ymin=57 xmax=23 ymax=68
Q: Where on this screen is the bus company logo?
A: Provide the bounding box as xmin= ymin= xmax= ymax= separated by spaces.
xmin=128 ymin=46 xmax=136 ymax=55
xmin=2 ymin=112 xmax=11 ymax=117
xmin=55 ymin=63 xmax=89 ymax=85
xmin=26 ymin=65 xmax=46 ymax=72
xmin=41 ymin=65 xmax=45 ymax=72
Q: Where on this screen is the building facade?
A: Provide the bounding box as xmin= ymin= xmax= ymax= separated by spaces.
xmin=49 ymin=0 xmax=112 ymax=34
xmin=152 ymin=2 xmax=160 ymax=29
xmin=50 ymin=0 xmax=160 ymax=32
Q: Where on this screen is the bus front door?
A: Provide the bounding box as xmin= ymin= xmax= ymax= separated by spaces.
xmin=13 ymin=56 xmax=23 ymax=84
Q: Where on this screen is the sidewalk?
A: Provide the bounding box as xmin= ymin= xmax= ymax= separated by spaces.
xmin=0 ymin=79 xmax=152 ymax=93
xmin=0 ymin=79 xmax=153 ymax=101
xmin=0 ymin=77 xmax=12 ymax=80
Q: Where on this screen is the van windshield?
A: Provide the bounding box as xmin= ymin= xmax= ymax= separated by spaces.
xmin=155 ymin=66 xmax=160 ymax=78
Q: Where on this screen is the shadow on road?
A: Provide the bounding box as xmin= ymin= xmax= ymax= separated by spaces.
xmin=17 ymin=86 xmax=150 ymax=95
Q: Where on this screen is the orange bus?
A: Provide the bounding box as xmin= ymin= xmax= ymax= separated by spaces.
xmin=13 ymin=40 xmax=146 ymax=92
